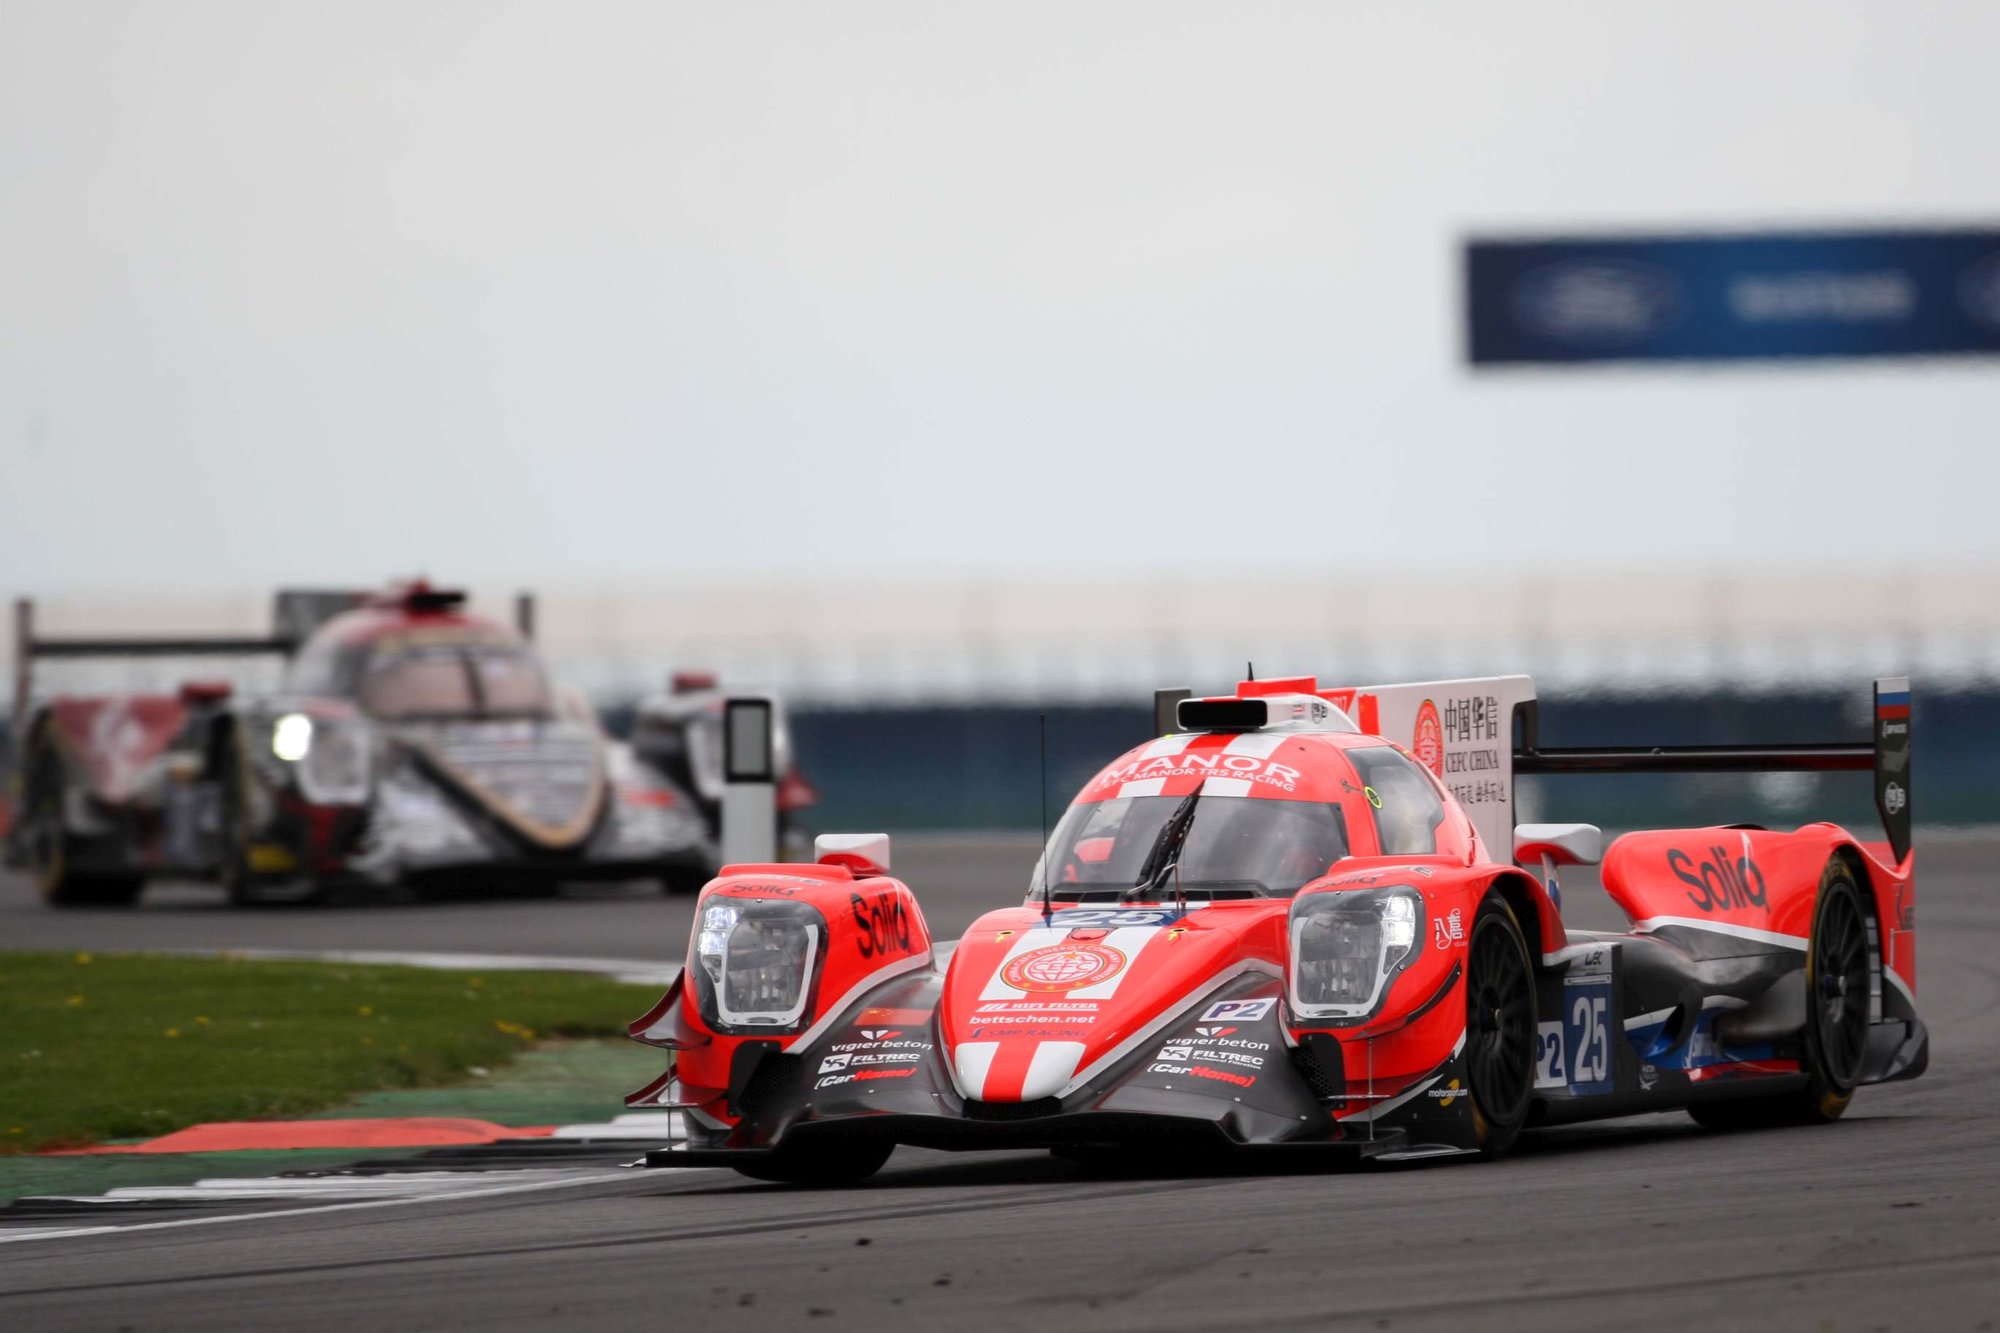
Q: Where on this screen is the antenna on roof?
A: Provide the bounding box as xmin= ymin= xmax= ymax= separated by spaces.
xmin=1038 ymin=713 xmax=1053 ymax=926
xmin=1246 ymin=661 xmax=1255 ymax=682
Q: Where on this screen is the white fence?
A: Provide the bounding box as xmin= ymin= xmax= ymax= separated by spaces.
xmin=12 ymin=567 xmax=2000 ymax=705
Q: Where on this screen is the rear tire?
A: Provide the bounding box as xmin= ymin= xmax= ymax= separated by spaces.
xmin=1464 ymin=892 xmax=1536 ymax=1159
xmin=42 ymin=867 xmax=144 ymax=908
xmin=730 ymin=1139 xmax=893 ymax=1187
xmin=1689 ymin=858 xmax=1870 ymax=1131
xmin=24 ymin=747 xmax=143 ymax=908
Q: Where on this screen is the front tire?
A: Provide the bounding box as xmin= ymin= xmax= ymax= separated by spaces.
xmin=1464 ymin=892 xmax=1536 ymax=1159
xmin=730 ymin=1139 xmax=893 ymax=1187
xmin=1689 ymin=858 xmax=1871 ymax=1130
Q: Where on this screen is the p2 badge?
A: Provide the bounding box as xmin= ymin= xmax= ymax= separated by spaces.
xmin=1199 ymin=997 xmax=1275 ymax=1023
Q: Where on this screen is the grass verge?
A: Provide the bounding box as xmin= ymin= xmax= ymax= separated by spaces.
xmin=0 ymin=952 xmax=662 ymax=1153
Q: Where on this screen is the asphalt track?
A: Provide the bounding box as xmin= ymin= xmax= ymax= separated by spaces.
xmin=2 ymin=834 xmax=1997 ymax=1332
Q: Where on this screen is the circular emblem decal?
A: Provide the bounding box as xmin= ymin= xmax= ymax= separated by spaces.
xmin=1412 ymin=698 xmax=1445 ymax=778
xmin=1001 ymin=943 xmax=1128 ymax=993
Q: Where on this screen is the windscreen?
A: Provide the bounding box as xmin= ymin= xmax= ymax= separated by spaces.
xmin=1034 ymin=794 xmax=1350 ymax=901
xmin=360 ymin=644 xmax=552 ymax=719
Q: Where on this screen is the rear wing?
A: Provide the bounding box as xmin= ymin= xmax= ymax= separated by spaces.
xmin=10 ymin=597 xmax=296 ymax=732
xmin=1514 ymin=676 xmax=1912 ymax=863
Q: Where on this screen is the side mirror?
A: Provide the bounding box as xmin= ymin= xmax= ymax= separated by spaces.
xmin=1514 ymin=823 xmax=1602 ymax=867
xmin=817 ymin=832 xmax=892 ymax=876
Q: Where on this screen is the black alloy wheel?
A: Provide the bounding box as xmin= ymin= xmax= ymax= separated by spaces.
xmin=1689 ymin=858 xmax=1872 ymax=1130
xmin=1809 ymin=867 xmax=1871 ymax=1096
xmin=1465 ymin=893 xmax=1536 ymax=1157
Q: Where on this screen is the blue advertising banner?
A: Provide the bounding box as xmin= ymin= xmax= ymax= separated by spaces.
xmin=1466 ymin=228 xmax=2000 ymax=365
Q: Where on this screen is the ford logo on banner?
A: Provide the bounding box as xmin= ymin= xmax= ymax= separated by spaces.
xmin=1467 ymin=228 xmax=2000 ymax=365
xmin=1509 ymin=259 xmax=1685 ymax=346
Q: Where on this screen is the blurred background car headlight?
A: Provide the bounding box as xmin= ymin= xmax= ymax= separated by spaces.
xmin=271 ymin=712 xmax=313 ymax=763
xmin=1289 ymin=887 xmax=1423 ymax=1023
xmin=691 ymin=898 xmax=825 ymax=1031
xmin=271 ymin=713 xmax=373 ymax=806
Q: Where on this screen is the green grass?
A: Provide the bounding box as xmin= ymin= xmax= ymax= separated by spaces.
xmin=0 ymin=952 xmax=663 ymax=1153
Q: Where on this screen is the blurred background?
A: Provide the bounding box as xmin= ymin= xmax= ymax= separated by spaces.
xmin=4 ymin=1 xmax=1995 ymax=834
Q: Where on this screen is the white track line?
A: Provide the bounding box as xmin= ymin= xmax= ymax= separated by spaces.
xmin=0 ymin=1166 xmax=701 ymax=1247
xmin=168 ymin=948 xmax=680 ymax=987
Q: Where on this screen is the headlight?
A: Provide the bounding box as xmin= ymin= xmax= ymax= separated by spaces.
xmin=1289 ymin=887 xmax=1423 ymax=1023
xmin=272 ymin=713 xmax=313 ymax=763
xmin=273 ymin=714 xmax=373 ymax=806
xmin=690 ymin=898 xmax=825 ymax=1031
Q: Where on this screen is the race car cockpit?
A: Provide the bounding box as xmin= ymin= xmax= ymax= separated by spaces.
xmin=355 ymin=641 xmax=553 ymax=721
xmin=285 ymin=631 xmax=554 ymax=722
xmin=1035 ymin=792 xmax=1352 ymax=903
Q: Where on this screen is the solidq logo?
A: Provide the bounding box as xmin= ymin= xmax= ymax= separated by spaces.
xmin=1668 ymin=846 xmax=1767 ymax=913
xmin=850 ymin=892 xmax=912 ymax=959
xmin=1510 ymin=258 xmax=1685 ymax=345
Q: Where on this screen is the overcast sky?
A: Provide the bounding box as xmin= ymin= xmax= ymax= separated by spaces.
xmin=3 ymin=1 xmax=1998 ymax=598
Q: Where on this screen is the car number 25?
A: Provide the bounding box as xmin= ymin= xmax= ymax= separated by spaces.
xmin=1570 ymin=994 xmax=1609 ymax=1085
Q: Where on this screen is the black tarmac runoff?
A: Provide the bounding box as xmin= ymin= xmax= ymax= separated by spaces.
xmin=2 ymin=834 xmax=1995 ymax=1333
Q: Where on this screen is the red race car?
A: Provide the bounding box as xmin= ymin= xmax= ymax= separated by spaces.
xmin=632 ymin=672 xmax=1924 ymax=1184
